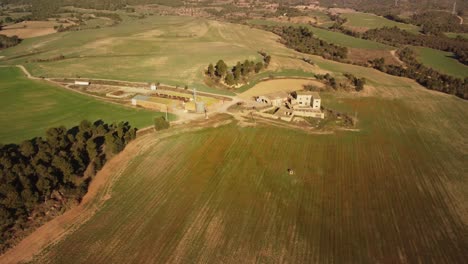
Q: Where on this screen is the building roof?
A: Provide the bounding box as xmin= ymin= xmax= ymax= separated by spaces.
xmin=133 ymin=95 xmax=149 ymax=101
xmin=296 ymin=91 xmax=320 ymax=99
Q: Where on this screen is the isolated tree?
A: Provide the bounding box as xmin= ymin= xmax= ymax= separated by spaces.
xmin=225 ymin=72 xmax=235 ymax=86
xmin=207 ymin=63 xmax=215 ymax=77
xmin=233 ymin=62 xmax=242 ymax=81
xmin=255 ymin=62 xmax=264 ymax=73
xmin=264 ymin=55 xmax=271 ymax=66
xmin=215 ymin=60 xmax=228 ymax=77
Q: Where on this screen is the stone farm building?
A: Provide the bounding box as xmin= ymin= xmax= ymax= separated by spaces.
xmin=256 ymin=91 xmax=289 ymax=107
xmin=255 ymin=90 xmax=324 ymax=121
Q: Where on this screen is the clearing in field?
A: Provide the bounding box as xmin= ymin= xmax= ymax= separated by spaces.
xmin=341 ymin=12 xmax=420 ymax=34
xmin=239 ymin=78 xmax=324 ymax=99
xmin=413 ymin=47 xmax=468 ymax=78
xmin=17 ymin=70 xmax=467 ymax=263
xmin=0 ymin=67 xmax=171 ymax=143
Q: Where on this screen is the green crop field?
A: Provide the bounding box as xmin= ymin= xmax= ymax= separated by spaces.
xmin=444 ymin=32 xmax=468 ymax=39
xmin=341 ymin=12 xmax=420 ymax=34
xmin=32 ymin=66 xmax=468 ymax=263
xmin=413 ymin=47 xmax=468 ymax=78
xmin=0 ymin=67 xmax=172 ymax=143
xmin=247 ymin=19 xmax=393 ymax=50
xmin=0 ymin=16 xmax=308 ymax=95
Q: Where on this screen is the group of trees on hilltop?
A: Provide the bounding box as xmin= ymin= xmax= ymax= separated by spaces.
xmin=319 ymin=0 xmax=467 ymax=17
xmin=275 ymin=26 xmax=348 ymax=61
xmin=363 ymin=27 xmax=468 ymax=65
xmin=0 ymin=120 xmax=136 ymax=252
xmin=370 ymin=48 xmax=468 ymax=99
xmin=313 ymin=73 xmax=366 ymax=92
xmin=409 ymin=11 xmax=467 ymax=35
xmin=0 ymin=35 xmax=20 ymax=49
xmin=206 ymin=55 xmax=270 ymax=86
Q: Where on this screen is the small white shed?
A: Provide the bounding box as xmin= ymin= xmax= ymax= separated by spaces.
xmin=74 ymin=81 xmax=90 ymax=86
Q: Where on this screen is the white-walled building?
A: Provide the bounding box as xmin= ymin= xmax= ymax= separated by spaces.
xmin=74 ymin=80 xmax=90 ymax=86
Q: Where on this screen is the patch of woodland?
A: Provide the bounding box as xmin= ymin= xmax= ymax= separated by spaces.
xmin=304 ymin=73 xmax=365 ymax=93
xmin=273 ymin=26 xmax=348 ymax=61
xmin=0 ymin=34 xmax=21 ymax=49
xmin=363 ymin=27 xmax=468 ymax=65
xmin=0 ymin=120 xmax=137 ymax=253
xmin=205 ymin=52 xmax=271 ymax=90
xmin=370 ymin=48 xmax=468 ymax=99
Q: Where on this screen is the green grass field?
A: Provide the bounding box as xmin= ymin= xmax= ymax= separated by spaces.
xmin=341 ymin=12 xmax=420 ymax=34
xmin=413 ymin=47 xmax=468 ymax=78
xmin=0 ymin=67 xmax=172 ymax=143
xmin=247 ymin=19 xmax=393 ymax=50
xmin=444 ymin=32 xmax=468 ymax=39
xmin=33 ymin=73 xmax=468 ymax=262
xmin=0 ymin=16 xmax=307 ymax=95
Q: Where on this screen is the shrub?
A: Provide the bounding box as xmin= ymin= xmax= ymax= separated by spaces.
xmin=154 ymin=117 xmax=170 ymax=131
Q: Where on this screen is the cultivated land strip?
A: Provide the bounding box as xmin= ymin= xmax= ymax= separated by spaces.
xmin=0 ymin=116 xmax=234 ymax=264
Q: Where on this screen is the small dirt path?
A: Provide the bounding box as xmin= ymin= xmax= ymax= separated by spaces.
xmin=390 ymin=50 xmax=404 ymax=66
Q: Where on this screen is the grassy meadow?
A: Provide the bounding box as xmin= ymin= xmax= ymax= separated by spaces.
xmin=33 ymin=69 xmax=468 ymax=263
xmin=0 ymin=16 xmax=308 ymax=95
xmin=0 ymin=67 xmax=172 ymax=143
xmin=341 ymin=12 xmax=420 ymax=34
xmin=413 ymin=47 xmax=468 ymax=78
xmin=247 ymin=19 xmax=393 ymax=50
xmin=444 ymin=32 xmax=468 ymax=39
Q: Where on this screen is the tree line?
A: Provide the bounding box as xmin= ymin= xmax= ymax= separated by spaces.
xmin=271 ymin=25 xmax=466 ymax=99
xmin=274 ymin=26 xmax=348 ymax=61
xmin=206 ymin=54 xmax=270 ymax=87
xmin=370 ymin=48 xmax=468 ymax=99
xmin=312 ymin=73 xmax=365 ymax=92
xmin=0 ymin=34 xmax=20 ymax=49
xmin=0 ymin=120 xmax=137 ymax=252
xmin=363 ymin=27 xmax=468 ymax=65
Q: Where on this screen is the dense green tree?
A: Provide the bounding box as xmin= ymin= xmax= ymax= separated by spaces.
xmin=225 ymin=72 xmax=235 ymax=86
xmin=215 ymin=60 xmax=228 ymax=77
xmin=207 ymin=63 xmax=215 ymax=77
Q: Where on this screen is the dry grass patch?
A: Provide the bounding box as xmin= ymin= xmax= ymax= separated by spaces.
xmin=240 ymin=78 xmax=324 ymax=99
xmin=0 ymin=21 xmax=63 ymax=38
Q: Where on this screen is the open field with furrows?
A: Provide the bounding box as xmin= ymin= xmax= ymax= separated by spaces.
xmin=247 ymin=19 xmax=393 ymax=51
xmin=413 ymin=47 xmax=468 ymax=78
xmin=0 ymin=16 xmax=314 ymax=95
xmin=24 ymin=64 xmax=468 ymax=263
xmin=0 ymin=67 xmax=173 ymax=144
xmin=341 ymin=12 xmax=421 ymax=34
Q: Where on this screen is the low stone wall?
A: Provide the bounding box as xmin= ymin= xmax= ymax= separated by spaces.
xmin=294 ymin=110 xmax=324 ymax=119
xmin=134 ymin=100 xmax=169 ymax=112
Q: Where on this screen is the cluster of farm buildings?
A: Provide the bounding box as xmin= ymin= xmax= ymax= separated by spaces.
xmin=255 ymin=90 xmax=324 ymax=121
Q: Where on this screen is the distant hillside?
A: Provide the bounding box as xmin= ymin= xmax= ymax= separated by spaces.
xmin=320 ymin=0 xmax=467 ymax=15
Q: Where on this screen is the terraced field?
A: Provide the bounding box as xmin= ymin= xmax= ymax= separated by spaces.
xmin=0 ymin=67 xmax=172 ymax=143
xmin=413 ymin=47 xmax=468 ymax=78
xmin=26 ymin=67 xmax=468 ymax=263
xmin=341 ymin=12 xmax=420 ymax=34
